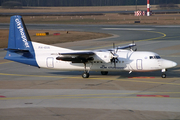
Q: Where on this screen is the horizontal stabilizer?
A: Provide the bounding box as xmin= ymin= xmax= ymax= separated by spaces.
xmin=117 ymin=43 xmax=136 ymax=49
xmin=4 ymin=48 xmax=29 ymax=53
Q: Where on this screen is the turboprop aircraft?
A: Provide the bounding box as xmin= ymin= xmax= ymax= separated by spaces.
xmin=4 ymin=15 xmax=177 ymax=78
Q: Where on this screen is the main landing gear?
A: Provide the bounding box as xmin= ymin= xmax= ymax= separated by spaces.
xmin=82 ymin=72 xmax=89 ymax=78
xmin=82 ymin=63 xmax=92 ymax=78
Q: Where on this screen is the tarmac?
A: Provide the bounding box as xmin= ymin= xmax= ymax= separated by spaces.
xmin=0 ymin=24 xmax=180 ymax=120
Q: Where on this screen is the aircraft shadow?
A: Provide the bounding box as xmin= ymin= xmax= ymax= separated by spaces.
xmin=47 ymin=67 xmax=180 ymax=78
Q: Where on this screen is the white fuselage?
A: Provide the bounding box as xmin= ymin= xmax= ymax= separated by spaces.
xmin=33 ymin=42 xmax=177 ymax=72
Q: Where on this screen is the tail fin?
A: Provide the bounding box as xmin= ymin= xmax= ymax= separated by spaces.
xmin=7 ymin=15 xmax=32 ymax=50
xmin=4 ymin=15 xmax=38 ymax=67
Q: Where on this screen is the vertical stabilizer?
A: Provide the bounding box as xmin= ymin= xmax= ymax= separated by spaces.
xmin=8 ymin=15 xmax=32 ymax=50
xmin=4 ymin=15 xmax=38 ymax=67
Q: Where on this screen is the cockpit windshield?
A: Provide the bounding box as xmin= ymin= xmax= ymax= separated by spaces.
xmin=149 ymin=56 xmax=161 ymax=59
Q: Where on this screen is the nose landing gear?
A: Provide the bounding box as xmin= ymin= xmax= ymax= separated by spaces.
xmin=161 ymin=69 xmax=167 ymax=78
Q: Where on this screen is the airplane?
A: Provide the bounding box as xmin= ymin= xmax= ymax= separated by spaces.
xmin=4 ymin=15 xmax=177 ymax=78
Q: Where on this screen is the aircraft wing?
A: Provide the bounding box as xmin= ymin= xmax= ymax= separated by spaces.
xmin=56 ymin=51 xmax=95 ymax=63
xmin=56 ymin=43 xmax=136 ymax=63
xmin=59 ymin=52 xmax=95 ymax=56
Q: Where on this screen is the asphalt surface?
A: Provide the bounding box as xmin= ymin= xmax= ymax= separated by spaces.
xmin=0 ymin=24 xmax=180 ymax=120
xmin=1 ymin=9 xmax=180 ymax=16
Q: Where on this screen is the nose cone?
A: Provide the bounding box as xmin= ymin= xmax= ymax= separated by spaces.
xmin=161 ymin=59 xmax=177 ymax=68
xmin=172 ymin=61 xmax=177 ymax=67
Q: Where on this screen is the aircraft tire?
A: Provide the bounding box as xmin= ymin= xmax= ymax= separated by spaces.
xmin=101 ymin=71 xmax=108 ymax=75
xmin=82 ymin=72 xmax=89 ymax=78
xmin=161 ymin=74 xmax=166 ymax=78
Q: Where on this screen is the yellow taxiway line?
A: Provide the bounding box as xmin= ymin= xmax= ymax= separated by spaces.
xmin=0 ymin=72 xmax=179 ymax=86
xmin=88 ymin=31 xmax=167 ymax=50
xmin=0 ymin=61 xmax=12 ymax=64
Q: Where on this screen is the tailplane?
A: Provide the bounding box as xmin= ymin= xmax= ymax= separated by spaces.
xmin=4 ymin=15 xmax=38 ymax=67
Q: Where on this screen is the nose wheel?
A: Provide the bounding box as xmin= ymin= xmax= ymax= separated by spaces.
xmin=161 ymin=74 xmax=166 ymax=78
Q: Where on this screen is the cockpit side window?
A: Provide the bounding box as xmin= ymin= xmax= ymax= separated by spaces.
xmin=150 ymin=56 xmax=153 ymax=59
xmin=155 ymin=56 xmax=161 ymax=59
xmin=149 ymin=56 xmax=161 ymax=59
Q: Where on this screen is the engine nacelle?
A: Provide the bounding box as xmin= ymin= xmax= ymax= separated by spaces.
xmin=93 ymin=52 xmax=111 ymax=63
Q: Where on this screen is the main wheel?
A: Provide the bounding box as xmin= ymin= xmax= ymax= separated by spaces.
xmin=82 ymin=72 xmax=89 ymax=78
xmin=161 ymin=74 xmax=166 ymax=78
xmin=101 ymin=71 xmax=108 ymax=75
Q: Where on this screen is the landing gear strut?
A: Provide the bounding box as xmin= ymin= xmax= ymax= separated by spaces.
xmin=82 ymin=62 xmax=92 ymax=78
xmin=161 ymin=69 xmax=167 ymax=78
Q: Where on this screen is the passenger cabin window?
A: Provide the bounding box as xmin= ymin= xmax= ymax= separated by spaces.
xmin=149 ymin=56 xmax=161 ymax=59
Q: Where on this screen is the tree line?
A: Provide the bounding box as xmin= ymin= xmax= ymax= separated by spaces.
xmin=0 ymin=0 xmax=179 ymax=7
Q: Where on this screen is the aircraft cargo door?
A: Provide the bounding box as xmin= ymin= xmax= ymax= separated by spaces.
xmin=47 ymin=57 xmax=54 ymax=68
xmin=136 ymin=59 xmax=142 ymax=70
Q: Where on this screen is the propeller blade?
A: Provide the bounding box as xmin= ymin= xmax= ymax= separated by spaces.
xmin=110 ymin=51 xmax=114 ymax=56
xmin=113 ymin=43 xmax=115 ymax=54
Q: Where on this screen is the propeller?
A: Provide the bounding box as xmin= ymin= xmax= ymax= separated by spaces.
xmin=110 ymin=43 xmax=119 ymax=68
xmin=109 ymin=42 xmax=137 ymax=67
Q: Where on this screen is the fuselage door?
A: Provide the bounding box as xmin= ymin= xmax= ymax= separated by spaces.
xmin=136 ymin=59 xmax=143 ymax=70
xmin=47 ymin=57 xmax=54 ymax=68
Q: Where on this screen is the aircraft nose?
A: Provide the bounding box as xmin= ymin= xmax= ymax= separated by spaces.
xmin=161 ymin=59 xmax=177 ymax=68
xmin=172 ymin=61 xmax=177 ymax=67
